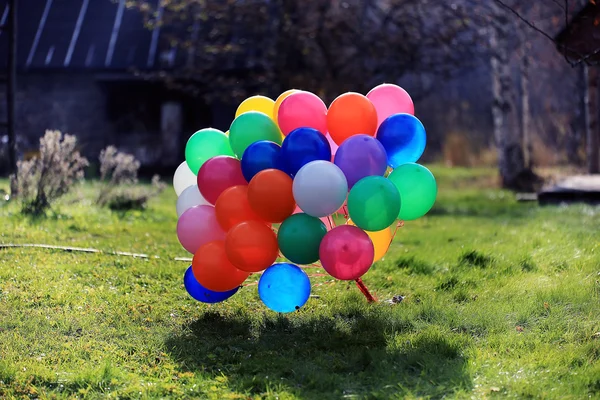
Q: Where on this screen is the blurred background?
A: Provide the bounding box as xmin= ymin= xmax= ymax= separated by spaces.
xmin=0 ymin=0 xmax=598 ymax=192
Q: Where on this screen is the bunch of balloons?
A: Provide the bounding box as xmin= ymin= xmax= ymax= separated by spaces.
xmin=172 ymin=84 xmax=437 ymax=313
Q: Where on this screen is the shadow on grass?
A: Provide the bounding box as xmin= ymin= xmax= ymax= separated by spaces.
xmin=165 ymin=309 xmax=472 ymax=398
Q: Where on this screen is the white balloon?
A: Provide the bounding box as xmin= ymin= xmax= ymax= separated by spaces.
xmin=176 ymin=185 xmax=209 ymax=217
xmin=173 ymin=161 xmax=197 ymax=196
xmin=293 ymin=160 xmax=348 ymax=217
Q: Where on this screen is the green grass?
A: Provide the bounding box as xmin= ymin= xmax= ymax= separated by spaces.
xmin=0 ymin=166 xmax=599 ymax=399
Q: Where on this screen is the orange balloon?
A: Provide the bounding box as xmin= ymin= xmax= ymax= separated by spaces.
xmin=274 ymin=89 xmax=297 ymax=125
xmin=327 ymin=92 xmax=378 ymax=145
xmin=225 ymin=221 xmax=279 ymax=272
xmin=215 ymin=185 xmax=266 ymax=231
xmin=192 ymin=241 xmax=250 ymax=292
xmin=247 ymin=169 xmax=296 ymax=223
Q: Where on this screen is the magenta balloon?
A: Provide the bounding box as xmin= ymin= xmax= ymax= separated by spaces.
xmin=319 ymin=225 xmax=374 ymax=280
xmin=367 ymin=84 xmax=415 ymax=128
xmin=278 ymin=91 xmax=328 ymax=136
xmin=176 ymin=205 xmax=226 ymax=254
xmin=325 ymin=133 xmax=339 ymax=161
xmin=197 ymin=156 xmax=247 ymax=204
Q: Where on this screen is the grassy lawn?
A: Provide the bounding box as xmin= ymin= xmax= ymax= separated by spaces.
xmin=0 ymin=166 xmax=599 ymax=399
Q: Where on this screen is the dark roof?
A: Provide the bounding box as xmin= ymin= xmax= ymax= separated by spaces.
xmin=0 ymin=0 xmax=162 ymax=71
xmin=555 ymin=3 xmax=600 ymax=64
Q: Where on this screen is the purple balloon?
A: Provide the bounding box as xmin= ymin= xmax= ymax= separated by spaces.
xmin=176 ymin=205 xmax=226 ymax=254
xmin=333 ymin=135 xmax=388 ymax=188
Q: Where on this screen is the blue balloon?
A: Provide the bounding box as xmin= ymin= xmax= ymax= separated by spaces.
xmin=258 ymin=263 xmax=311 ymax=313
xmin=241 ymin=141 xmax=284 ymax=182
xmin=281 ymin=128 xmax=331 ymax=176
xmin=376 ymin=113 xmax=426 ymax=168
xmin=184 ymin=266 xmax=239 ymax=303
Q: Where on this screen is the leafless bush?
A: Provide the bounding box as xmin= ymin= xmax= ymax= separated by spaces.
xmin=97 ymin=146 xmax=165 ymax=210
xmin=12 ymin=130 xmax=88 ymax=215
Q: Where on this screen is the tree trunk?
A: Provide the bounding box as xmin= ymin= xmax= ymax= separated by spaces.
xmin=567 ymin=65 xmax=585 ymax=166
xmin=585 ymin=65 xmax=599 ymax=174
xmin=490 ymin=21 xmax=526 ymax=190
xmin=520 ymin=51 xmax=532 ymax=169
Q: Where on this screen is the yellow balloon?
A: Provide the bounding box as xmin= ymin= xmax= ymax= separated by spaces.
xmin=235 ymin=96 xmax=276 ymax=121
xmin=273 ymin=89 xmax=298 ymax=124
xmin=348 ymin=219 xmax=392 ymax=262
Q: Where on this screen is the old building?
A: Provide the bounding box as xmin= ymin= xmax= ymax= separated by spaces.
xmin=0 ymin=0 xmax=232 ymax=174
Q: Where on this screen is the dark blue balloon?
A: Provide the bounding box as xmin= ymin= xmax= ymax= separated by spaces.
xmin=184 ymin=266 xmax=239 ymax=303
xmin=258 ymin=263 xmax=311 ymax=313
xmin=376 ymin=113 xmax=426 ymax=168
xmin=241 ymin=141 xmax=284 ymax=182
xmin=281 ymin=128 xmax=331 ymax=176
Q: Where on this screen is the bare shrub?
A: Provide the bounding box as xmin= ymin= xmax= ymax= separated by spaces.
xmin=12 ymin=130 xmax=88 ymax=215
xmin=97 ymin=146 xmax=165 ymax=210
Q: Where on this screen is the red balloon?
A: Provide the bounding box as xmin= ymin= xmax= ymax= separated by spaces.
xmin=197 ymin=156 xmax=246 ymax=204
xmin=225 ymin=220 xmax=279 ymax=272
xmin=319 ymin=225 xmax=374 ymax=280
xmin=247 ymin=169 xmax=296 ymax=223
xmin=327 ymin=93 xmax=378 ymax=145
xmin=215 ymin=185 xmax=266 ymax=231
xmin=192 ymin=241 xmax=250 ymax=292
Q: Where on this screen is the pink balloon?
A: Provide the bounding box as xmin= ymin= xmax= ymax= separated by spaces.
xmin=325 ymin=133 xmax=338 ymax=161
xmin=278 ymin=91 xmax=328 ymax=136
xmin=293 ymin=205 xmax=334 ymax=231
xmin=197 ymin=156 xmax=247 ymax=204
xmin=177 ymin=205 xmax=226 ymax=254
xmin=367 ymin=84 xmax=414 ymax=128
xmin=319 ymin=225 xmax=374 ymax=280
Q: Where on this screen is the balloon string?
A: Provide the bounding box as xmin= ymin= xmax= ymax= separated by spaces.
xmin=355 ymin=277 xmax=377 ymax=303
xmin=389 ymin=220 xmax=404 ymax=248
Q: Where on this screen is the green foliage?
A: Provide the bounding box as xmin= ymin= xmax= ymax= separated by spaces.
xmin=1 ymin=165 xmax=600 ymax=398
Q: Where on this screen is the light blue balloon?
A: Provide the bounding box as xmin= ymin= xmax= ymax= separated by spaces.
xmin=292 ymin=160 xmax=348 ymax=218
xmin=376 ymin=113 xmax=426 ymax=168
xmin=258 ymin=263 xmax=311 ymax=313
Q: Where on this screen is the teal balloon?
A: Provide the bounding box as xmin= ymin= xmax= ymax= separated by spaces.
xmin=278 ymin=213 xmax=327 ymax=264
xmin=388 ymin=163 xmax=437 ymax=220
xmin=348 ymin=176 xmax=400 ymax=231
xmin=229 ymin=111 xmax=282 ymax=158
xmin=185 ymin=128 xmax=234 ymax=174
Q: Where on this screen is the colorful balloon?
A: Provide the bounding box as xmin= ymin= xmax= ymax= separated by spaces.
xmin=278 ymin=213 xmax=327 ymax=265
xmin=292 ymin=161 xmax=347 ymax=218
xmin=376 ymin=114 xmax=426 ymax=168
xmin=197 ymin=156 xmax=247 ymax=205
xmin=173 ymin=161 xmax=197 ymax=196
xmin=235 ymin=95 xmax=276 ymax=120
xmin=192 ymin=241 xmax=250 ymax=292
xmin=176 ymin=205 xmax=226 ymax=254
xmin=348 ymin=176 xmax=400 ymax=232
xmin=274 ymin=90 xmax=298 ymax=125
xmin=334 ymin=134 xmax=388 ymax=188
xmin=278 ymin=91 xmax=328 ymax=136
xmin=327 ymin=93 xmax=378 ymax=145
xmin=367 ymin=84 xmax=415 ymax=128
xmin=281 ymin=128 xmax=331 ymax=176
xmin=241 ymin=141 xmax=284 ymax=182
xmin=215 ymin=185 xmax=266 ymax=231
xmin=185 ymin=128 xmax=233 ymax=174
xmin=319 ymin=225 xmax=374 ymax=280
xmin=325 ymin=133 xmax=339 ymax=160
xmin=248 ymin=169 xmax=296 ymax=223
xmin=388 ymin=163 xmax=437 ymax=220
xmin=176 ymin=184 xmax=209 ymax=217
xmin=184 ymin=266 xmax=239 ymax=303
xmin=229 ymin=111 xmax=282 ymax=157
xmin=258 ymin=263 xmax=311 ymax=313
xmin=348 ymin=219 xmax=392 ymax=262
xmin=225 ymin=221 xmax=279 ymax=272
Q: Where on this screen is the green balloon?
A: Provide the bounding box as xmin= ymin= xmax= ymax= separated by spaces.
xmin=277 ymin=213 xmax=327 ymax=265
xmin=185 ymin=128 xmax=234 ymax=174
xmin=388 ymin=163 xmax=437 ymax=221
xmin=229 ymin=111 xmax=282 ymax=157
xmin=348 ymin=176 xmax=400 ymax=232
